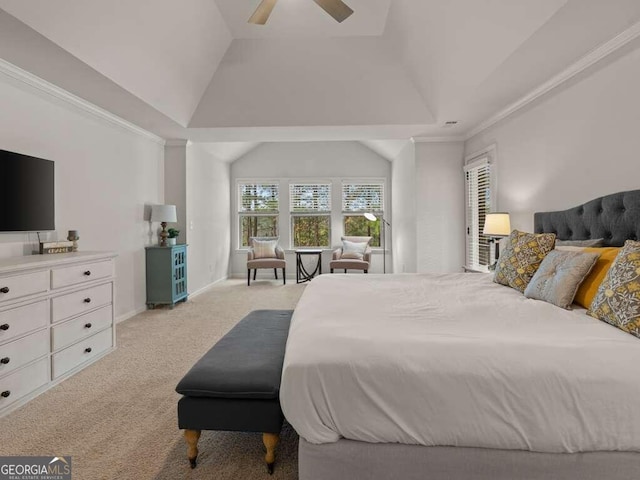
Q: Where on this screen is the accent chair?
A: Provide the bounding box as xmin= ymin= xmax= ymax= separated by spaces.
xmin=247 ymin=237 xmax=286 ymax=286
xmin=330 ymin=236 xmax=372 ymax=274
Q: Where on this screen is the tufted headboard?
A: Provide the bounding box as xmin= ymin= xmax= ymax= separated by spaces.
xmin=534 ymin=190 xmax=640 ymax=247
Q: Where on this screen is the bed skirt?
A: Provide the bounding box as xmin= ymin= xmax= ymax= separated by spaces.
xmin=299 ymin=438 xmax=640 ymax=480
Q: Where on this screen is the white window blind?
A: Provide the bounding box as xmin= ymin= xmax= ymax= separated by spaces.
xmin=465 ymin=159 xmax=491 ymax=268
xmin=342 ymin=182 xmax=384 ymax=212
xmin=238 ymin=183 xmax=279 ymax=213
xmin=289 ymin=184 xmax=331 ymax=212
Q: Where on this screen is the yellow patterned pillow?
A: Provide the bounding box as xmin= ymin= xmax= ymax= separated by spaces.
xmin=494 ymin=230 xmax=556 ymax=293
xmin=588 ymin=240 xmax=640 ymax=339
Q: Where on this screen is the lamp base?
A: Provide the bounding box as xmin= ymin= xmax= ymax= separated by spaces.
xmin=160 ymin=222 xmax=168 ymax=247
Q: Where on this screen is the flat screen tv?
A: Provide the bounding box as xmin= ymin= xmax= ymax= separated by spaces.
xmin=0 ymin=149 xmax=55 ymax=232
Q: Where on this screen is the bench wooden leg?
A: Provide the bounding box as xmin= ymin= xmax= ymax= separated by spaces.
xmin=184 ymin=429 xmax=201 ymax=469
xmin=263 ymin=432 xmax=279 ymax=475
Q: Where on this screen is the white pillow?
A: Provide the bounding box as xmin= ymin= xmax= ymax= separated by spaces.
xmin=253 ymin=239 xmax=278 ymax=259
xmin=341 ymin=240 xmax=367 ymax=260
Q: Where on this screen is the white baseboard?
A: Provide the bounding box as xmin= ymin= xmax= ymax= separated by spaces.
xmin=116 ymin=306 xmax=147 ymax=324
xmin=189 ymin=276 xmax=229 ymax=298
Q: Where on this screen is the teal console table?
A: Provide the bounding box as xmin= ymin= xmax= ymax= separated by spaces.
xmin=145 ymin=244 xmax=188 ymax=309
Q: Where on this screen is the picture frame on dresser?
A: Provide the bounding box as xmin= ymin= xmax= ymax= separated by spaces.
xmin=0 ymin=251 xmax=117 ymax=417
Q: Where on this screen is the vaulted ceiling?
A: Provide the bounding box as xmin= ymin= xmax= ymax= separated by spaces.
xmin=1 ymin=0 xmax=639 ymax=148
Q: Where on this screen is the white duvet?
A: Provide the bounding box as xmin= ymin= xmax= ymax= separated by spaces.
xmin=280 ymin=273 xmax=640 ymax=452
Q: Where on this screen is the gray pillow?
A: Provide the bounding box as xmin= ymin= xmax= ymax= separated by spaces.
xmin=524 ymin=250 xmax=600 ymax=309
xmin=555 ymin=238 xmax=604 ymax=247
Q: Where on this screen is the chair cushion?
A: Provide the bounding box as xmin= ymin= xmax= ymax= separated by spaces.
xmin=341 ymin=240 xmax=367 ymax=260
xmin=248 ymin=258 xmax=286 ymax=269
xmin=252 ymin=239 xmax=278 ymax=259
xmin=175 ymin=310 xmax=293 ymax=399
xmin=330 ymin=259 xmax=369 ymax=270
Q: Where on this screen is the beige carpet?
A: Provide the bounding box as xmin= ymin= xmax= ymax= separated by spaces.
xmin=0 ymin=279 xmax=306 ymax=480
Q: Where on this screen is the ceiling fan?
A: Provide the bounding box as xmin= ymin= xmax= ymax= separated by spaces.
xmin=248 ymin=0 xmax=354 ymax=25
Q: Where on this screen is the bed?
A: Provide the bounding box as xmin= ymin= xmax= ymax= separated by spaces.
xmin=280 ymin=190 xmax=640 ymax=480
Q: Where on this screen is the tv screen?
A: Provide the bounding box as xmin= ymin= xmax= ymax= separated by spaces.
xmin=0 ymin=149 xmax=55 ymax=232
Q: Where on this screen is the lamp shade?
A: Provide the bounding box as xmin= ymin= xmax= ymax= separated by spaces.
xmin=151 ymin=204 xmax=177 ymax=223
xmin=483 ymin=212 xmax=511 ymax=236
xmin=363 ymin=212 xmax=377 ymax=222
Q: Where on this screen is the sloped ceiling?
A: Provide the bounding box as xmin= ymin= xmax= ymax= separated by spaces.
xmin=1 ymin=0 xmax=640 ymax=146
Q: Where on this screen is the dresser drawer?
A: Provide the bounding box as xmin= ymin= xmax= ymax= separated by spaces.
xmin=0 ymin=357 xmax=49 ymax=410
xmin=52 ymin=328 xmax=112 ymax=379
xmin=0 ymin=300 xmax=49 ymax=344
xmin=52 ymin=305 xmax=112 ymax=351
xmin=0 ymin=329 xmax=48 ymax=377
xmin=52 ymin=283 xmax=112 ymax=323
xmin=51 ymin=260 xmax=114 ymax=290
xmin=0 ymin=271 xmax=49 ymax=304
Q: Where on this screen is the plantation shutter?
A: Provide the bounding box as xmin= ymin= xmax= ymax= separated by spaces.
xmin=465 ymin=159 xmax=491 ymax=269
xmin=342 ymin=182 xmax=384 ymax=213
xmin=289 ymin=184 xmax=331 ymax=213
xmin=238 ymin=183 xmax=279 ymax=213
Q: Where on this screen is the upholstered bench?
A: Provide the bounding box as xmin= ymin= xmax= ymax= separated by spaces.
xmin=175 ymin=309 xmax=293 ymax=474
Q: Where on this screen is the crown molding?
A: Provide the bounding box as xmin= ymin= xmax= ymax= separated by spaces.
xmin=412 ymin=136 xmax=465 ymax=143
xmin=164 ymin=139 xmax=192 ymax=147
xmin=465 ymin=19 xmax=640 ymax=141
xmin=0 ymin=58 xmax=165 ymax=145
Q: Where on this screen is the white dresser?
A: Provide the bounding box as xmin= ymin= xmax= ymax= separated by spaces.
xmin=0 ymin=251 xmax=116 ymax=416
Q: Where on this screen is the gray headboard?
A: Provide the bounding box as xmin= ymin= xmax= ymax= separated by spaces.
xmin=534 ymin=190 xmax=640 ymax=247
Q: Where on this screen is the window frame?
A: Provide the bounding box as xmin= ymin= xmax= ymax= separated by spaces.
xmin=289 ymin=182 xmax=332 ymax=249
xmin=236 ymin=180 xmax=280 ymax=248
xmin=341 ymin=180 xmax=385 ymax=248
xmin=464 ymin=146 xmax=497 ymax=271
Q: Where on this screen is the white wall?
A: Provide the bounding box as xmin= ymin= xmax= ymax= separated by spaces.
xmin=415 ymin=142 xmax=465 ymax=273
xmin=465 ymin=43 xmax=640 ymax=232
xmin=391 ymin=141 xmax=417 ymax=273
xmin=186 ymin=143 xmax=231 ymax=294
xmin=0 ymin=72 xmax=164 ymax=320
xmin=230 ymin=141 xmax=391 ymax=277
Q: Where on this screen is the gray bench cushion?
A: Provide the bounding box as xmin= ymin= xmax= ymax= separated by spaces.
xmin=175 ymin=310 xmax=292 ymax=400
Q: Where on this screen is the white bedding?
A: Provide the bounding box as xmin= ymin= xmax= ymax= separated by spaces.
xmin=280 ymin=273 xmax=640 ymax=453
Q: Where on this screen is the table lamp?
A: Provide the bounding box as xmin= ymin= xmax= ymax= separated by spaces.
xmin=151 ymin=204 xmax=177 ymax=247
xmin=483 ymin=212 xmax=511 ymax=266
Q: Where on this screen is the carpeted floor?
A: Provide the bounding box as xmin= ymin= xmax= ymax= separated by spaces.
xmin=0 ymin=279 xmax=306 ymax=480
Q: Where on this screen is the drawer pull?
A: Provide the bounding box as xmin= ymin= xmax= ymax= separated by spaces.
xmin=0 ymin=357 xmax=9 ymax=365
xmin=84 ymin=298 xmax=92 ymax=303
xmin=84 ymin=271 xmax=91 ymax=276
xmin=0 ymin=287 xmax=9 ymax=294
xmin=1 ymin=390 xmax=10 ymax=398
xmin=0 ymin=324 xmax=9 ymax=331
xmin=85 ymin=323 xmax=92 ymax=329
xmin=85 ymin=347 xmax=92 ymax=353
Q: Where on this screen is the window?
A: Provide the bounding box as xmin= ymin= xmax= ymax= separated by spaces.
xmin=342 ymin=182 xmax=384 ymax=247
xmin=465 ymin=159 xmax=491 ymax=269
xmin=238 ymin=182 xmax=279 ymax=247
xmin=290 ymin=183 xmax=331 ymax=247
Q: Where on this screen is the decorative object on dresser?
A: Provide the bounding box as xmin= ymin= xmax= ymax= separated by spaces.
xmin=67 ymin=230 xmax=79 ymax=252
xmin=150 ymin=204 xmax=178 ymax=247
xmin=364 ymin=213 xmax=390 ymax=273
xmin=167 ymin=228 xmax=180 ymax=247
xmin=0 ymin=251 xmax=116 ymax=417
xmin=482 ymin=212 xmax=511 ymax=268
xmin=145 ymin=244 xmax=188 ymax=309
xmin=38 ymin=241 xmax=73 ymax=255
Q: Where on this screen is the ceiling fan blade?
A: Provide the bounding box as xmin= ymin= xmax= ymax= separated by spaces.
xmin=248 ymin=0 xmax=278 ymax=25
xmin=312 ymin=0 xmax=354 ymax=23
